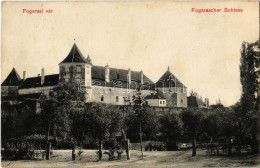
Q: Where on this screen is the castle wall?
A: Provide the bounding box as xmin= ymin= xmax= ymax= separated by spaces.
xmin=18 ymin=86 xmax=54 ymax=95
xmin=176 ymin=87 xmax=187 ymax=108
xmin=90 ymin=86 xmax=154 ymax=105
xmin=17 ymin=83 xmax=156 ymax=106
xmin=157 ymin=87 xmax=187 ymax=108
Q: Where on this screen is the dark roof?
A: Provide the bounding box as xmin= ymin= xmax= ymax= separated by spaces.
xmin=19 ymin=74 xmax=59 ymax=89
xmin=92 ymin=66 xmax=154 ymax=89
xmin=2 ymin=68 xmax=22 ymax=86
xmin=60 ymin=43 xmax=92 ymax=64
xmin=18 ymin=66 xmax=154 ymax=90
xmin=92 ymin=66 xmax=153 ymax=83
xmin=155 ymin=70 xmax=186 ymax=88
xmin=145 ymin=94 xmax=165 ymax=99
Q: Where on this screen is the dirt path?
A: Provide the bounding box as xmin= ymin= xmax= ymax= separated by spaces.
xmin=2 ymin=149 xmax=260 ymax=167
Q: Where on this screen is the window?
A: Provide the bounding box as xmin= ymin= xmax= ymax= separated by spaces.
xmin=183 ymin=87 xmax=186 ymax=93
xmin=175 ymin=87 xmax=178 ymax=93
xmin=117 ymin=74 xmax=120 ymax=79
xmin=116 ymin=96 xmax=119 ymax=102
xmin=101 ymin=95 xmax=104 ymax=102
xmin=160 ymin=101 xmax=162 ymax=104
xmin=76 ymin=65 xmax=82 ymax=73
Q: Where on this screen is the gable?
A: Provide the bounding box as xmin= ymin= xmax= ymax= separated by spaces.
xmin=156 ymin=70 xmax=186 ymax=88
xmin=2 ymin=68 xmax=22 ymax=86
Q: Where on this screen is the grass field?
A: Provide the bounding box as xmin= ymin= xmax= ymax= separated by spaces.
xmin=1 ymin=149 xmax=260 ymax=167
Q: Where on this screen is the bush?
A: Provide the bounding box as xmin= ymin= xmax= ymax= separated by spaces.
xmin=145 ymin=141 xmax=167 ymax=151
xmin=2 ymin=141 xmax=37 ymax=160
xmin=1 ymin=135 xmax=56 ymax=160
xmin=166 ymin=141 xmax=178 ymax=151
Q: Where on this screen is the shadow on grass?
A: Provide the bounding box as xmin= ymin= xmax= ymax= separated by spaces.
xmin=202 ymin=153 xmax=260 ymax=167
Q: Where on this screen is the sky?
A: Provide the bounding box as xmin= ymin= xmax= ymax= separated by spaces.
xmin=1 ymin=1 xmax=259 ymax=106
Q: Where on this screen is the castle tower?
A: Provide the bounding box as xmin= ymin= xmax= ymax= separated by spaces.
xmin=59 ymin=43 xmax=92 ymax=102
xmin=1 ymin=68 xmax=22 ymax=96
xmin=155 ymin=67 xmax=187 ymax=108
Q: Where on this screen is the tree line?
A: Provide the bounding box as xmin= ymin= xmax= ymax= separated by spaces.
xmin=2 ymin=83 xmax=257 ymax=160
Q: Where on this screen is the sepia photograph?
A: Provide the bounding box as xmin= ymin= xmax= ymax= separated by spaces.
xmin=1 ymin=1 xmax=259 ymax=167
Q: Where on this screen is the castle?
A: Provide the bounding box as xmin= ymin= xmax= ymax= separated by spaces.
xmin=1 ymin=43 xmax=187 ymax=109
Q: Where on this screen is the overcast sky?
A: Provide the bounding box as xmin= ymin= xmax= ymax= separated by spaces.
xmin=1 ymin=1 xmax=259 ymax=106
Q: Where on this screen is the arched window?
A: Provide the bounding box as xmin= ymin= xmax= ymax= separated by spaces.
xmin=101 ymin=95 xmax=104 ymax=102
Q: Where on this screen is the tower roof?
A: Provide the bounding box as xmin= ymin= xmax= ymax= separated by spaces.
xmin=60 ymin=43 xmax=92 ymax=64
xmin=2 ymin=68 xmax=22 ymax=86
xmin=155 ymin=70 xmax=186 ymax=88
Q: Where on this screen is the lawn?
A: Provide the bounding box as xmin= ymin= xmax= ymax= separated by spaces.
xmin=1 ymin=149 xmax=260 ymax=167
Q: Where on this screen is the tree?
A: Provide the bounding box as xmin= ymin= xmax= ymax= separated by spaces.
xmin=85 ymin=103 xmax=125 ymax=160
xmin=130 ymin=90 xmax=159 ymax=159
xmin=181 ymin=108 xmax=204 ymax=156
xmin=40 ymin=82 xmax=85 ymax=160
xmin=200 ymin=111 xmax=219 ymax=143
xmin=125 ymin=107 xmax=159 ymax=142
xmin=1 ymin=102 xmax=40 ymax=141
xmin=190 ymin=90 xmax=198 ymax=97
xmin=240 ymin=40 xmax=260 ymax=154
xmin=213 ymin=107 xmax=239 ymax=155
xmin=160 ymin=113 xmax=182 ymax=150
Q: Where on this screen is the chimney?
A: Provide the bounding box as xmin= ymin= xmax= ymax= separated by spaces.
xmin=41 ymin=68 xmax=45 ymax=85
xmin=105 ymin=64 xmax=110 ymax=83
xmin=23 ymin=71 xmax=26 ymax=80
xmin=140 ymin=70 xmax=143 ymax=84
xmin=127 ymin=68 xmax=131 ymax=84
